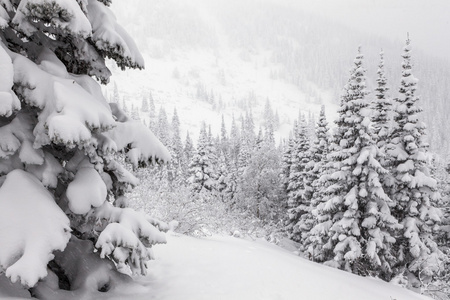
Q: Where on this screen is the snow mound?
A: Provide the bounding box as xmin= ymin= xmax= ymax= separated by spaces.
xmin=0 ymin=170 xmax=71 ymax=287
xmin=66 ymin=159 xmax=107 ymax=215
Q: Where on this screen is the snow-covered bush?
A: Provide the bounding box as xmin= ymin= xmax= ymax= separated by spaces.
xmin=0 ymin=0 xmax=169 ymax=298
xmin=130 ymin=168 xmax=283 ymax=241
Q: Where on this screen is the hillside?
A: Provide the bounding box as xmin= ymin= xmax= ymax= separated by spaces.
xmin=108 ymin=0 xmax=450 ymax=156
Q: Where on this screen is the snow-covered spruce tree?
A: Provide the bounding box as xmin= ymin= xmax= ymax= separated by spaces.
xmin=187 ymin=123 xmax=217 ymax=193
xmin=312 ymin=48 xmax=400 ymax=279
xmin=111 ymin=81 xmax=120 ymax=104
xmin=281 ymin=128 xmax=295 ymax=195
xmin=285 ymin=116 xmax=311 ymax=243
xmin=302 ymin=105 xmax=330 ymax=255
xmin=184 ymin=131 xmax=195 ymax=171
xmin=386 ymin=38 xmax=444 ymax=282
xmin=237 ymin=111 xmax=255 ymax=176
xmin=140 ymin=94 xmax=149 ymax=113
xmin=371 ymin=50 xmax=392 ymax=149
xmin=216 ymin=151 xmax=229 ymax=196
xmin=147 ymin=91 xmax=156 ymax=131
xmin=155 ymin=107 xmax=170 ymax=146
xmin=229 ymin=114 xmax=240 ymax=163
xmin=219 ymin=114 xmax=229 ymax=156
xmin=0 ymin=0 xmax=170 ymax=297
xmin=168 ymin=108 xmax=184 ymax=184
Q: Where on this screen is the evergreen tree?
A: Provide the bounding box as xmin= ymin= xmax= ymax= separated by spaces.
xmin=130 ymin=103 xmax=140 ymax=120
xmin=0 ymin=0 xmax=169 ymax=294
xmin=372 ymin=50 xmax=392 ymax=149
xmin=229 ymin=114 xmax=241 ymax=163
xmin=238 ymin=111 xmax=255 ymax=175
xmin=302 ymin=106 xmax=330 ymax=255
xmin=111 ymin=81 xmax=120 ymax=104
xmin=121 ymin=97 xmax=129 ymax=113
xmin=141 ymin=94 xmax=149 ymax=112
xmin=148 ymin=91 xmax=156 ymax=130
xmin=184 ymin=131 xmax=195 ymax=169
xmin=281 ymin=129 xmax=296 ymax=195
xmin=156 ymin=107 xmax=170 ymax=146
xmin=219 ymin=115 xmax=229 ymax=156
xmin=216 ymin=152 xmax=229 ymax=196
xmin=188 ymin=123 xmax=217 ymax=193
xmin=263 ymin=98 xmax=275 ymax=132
xmin=285 ymin=116 xmax=311 ymax=242
xmin=224 ymin=160 xmax=239 ymax=204
xmin=313 ymin=48 xmax=400 ymax=279
xmin=170 ymin=108 xmax=184 ymax=182
xmin=274 ymin=110 xmax=280 ymax=130
xmin=386 ymin=38 xmax=443 ymax=280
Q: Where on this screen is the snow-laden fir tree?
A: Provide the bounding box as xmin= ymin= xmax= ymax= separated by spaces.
xmin=169 ymin=108 xmax=184 ymax=182
xmin=184 ymin=131 xmax=195 ymax=170
xmin=188 ymin=123 xmax=217 ymax=193
xmin=229 ymin=114 xmax=240 ymax=163
xmin=372 ymin=50 xmax=392 ymax=149
xmin=155 ymin=107 xmax=170 ymax=146
xmin=219 ymin=115 xmax=229 ymax=156
xmin=216 ymin=151 xmax=229 ymax=197
xmin=386 ymin=38 xmax=444 ymax=281
xmin=140 ymin=94 xmax=149 ymax=112
xmin=281 ymin=128 xmax=295 ymax=194
xmin=263 ymin=98 xmax=275 ymax=133
xmin=237 ymin=113 xmax=255 ymax=176
xmin=111 ymin=82 xmax=120 ymax=104
xmin=301 ymin=105 xmax=330 ymax=255
xmin=148 ymin=91 xmax=156 ymax=130
xmin=0 ymin=0 xmax=170 ymax=297
xmin=312 ymin=48 xmax=400 ymax=279
xmin=285 ymin=116 xmax=310 ymax=243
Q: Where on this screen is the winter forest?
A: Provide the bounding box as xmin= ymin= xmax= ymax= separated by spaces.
xmin=0 ymin=0 xmax=449 ymax=300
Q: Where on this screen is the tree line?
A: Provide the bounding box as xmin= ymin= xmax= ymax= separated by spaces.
xmin=125 ymin=39 xmax=449 ymax=296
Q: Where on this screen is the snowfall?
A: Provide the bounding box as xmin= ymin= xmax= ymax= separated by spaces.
xmin=92 ymin=232 xmax=431 ymax=300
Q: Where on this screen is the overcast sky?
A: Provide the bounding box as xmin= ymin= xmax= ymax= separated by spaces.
xmin=284 ymin=0 xmax=450 ymax=61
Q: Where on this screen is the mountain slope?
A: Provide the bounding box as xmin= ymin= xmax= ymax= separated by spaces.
xmin=109 ymin=0 xmax=450 ymax=156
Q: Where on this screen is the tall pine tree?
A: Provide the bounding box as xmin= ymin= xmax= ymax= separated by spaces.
xmin=302 ymin=106 xmax=330 ymax=256
xmin=313 ymin=48 xmax=400 ymax=279
xmin=285 ymin=115 xmax=310 ymax=242
xmin=386 ymin=38 xmax=443 ymax=280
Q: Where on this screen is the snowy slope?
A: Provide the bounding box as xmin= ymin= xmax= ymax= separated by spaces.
xmin=106 ymin=233 xmax=431 ymax=300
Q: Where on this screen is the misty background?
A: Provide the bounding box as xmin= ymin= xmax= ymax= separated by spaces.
xmin=108 ymin=0 xmax=450 ymax=158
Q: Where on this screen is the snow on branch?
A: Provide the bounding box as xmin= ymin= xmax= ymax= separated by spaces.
xmin=12 ymin=50 xmax=116 ymax=148
xmin=94 ymin=202 xmax=167 ymax=275
xmin=105 ymin=110 xmax=171 ymax=167
xmin=12 ymin=0 xmax=92 ymax=37
xmin=0 ymin=45 xmax=20 ymax=117
xmin=86 ymin=0 xmax=144 ymax=70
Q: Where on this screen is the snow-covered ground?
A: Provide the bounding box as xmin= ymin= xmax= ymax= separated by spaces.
xmin=107 ymin=233 xmax=431 ymax=300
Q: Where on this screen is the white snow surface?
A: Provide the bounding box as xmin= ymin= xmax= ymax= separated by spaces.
xmin=105 ymin=233 xmax=431 ymax=300
xmin=0 ymin=170 xmax=71 ymax=288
